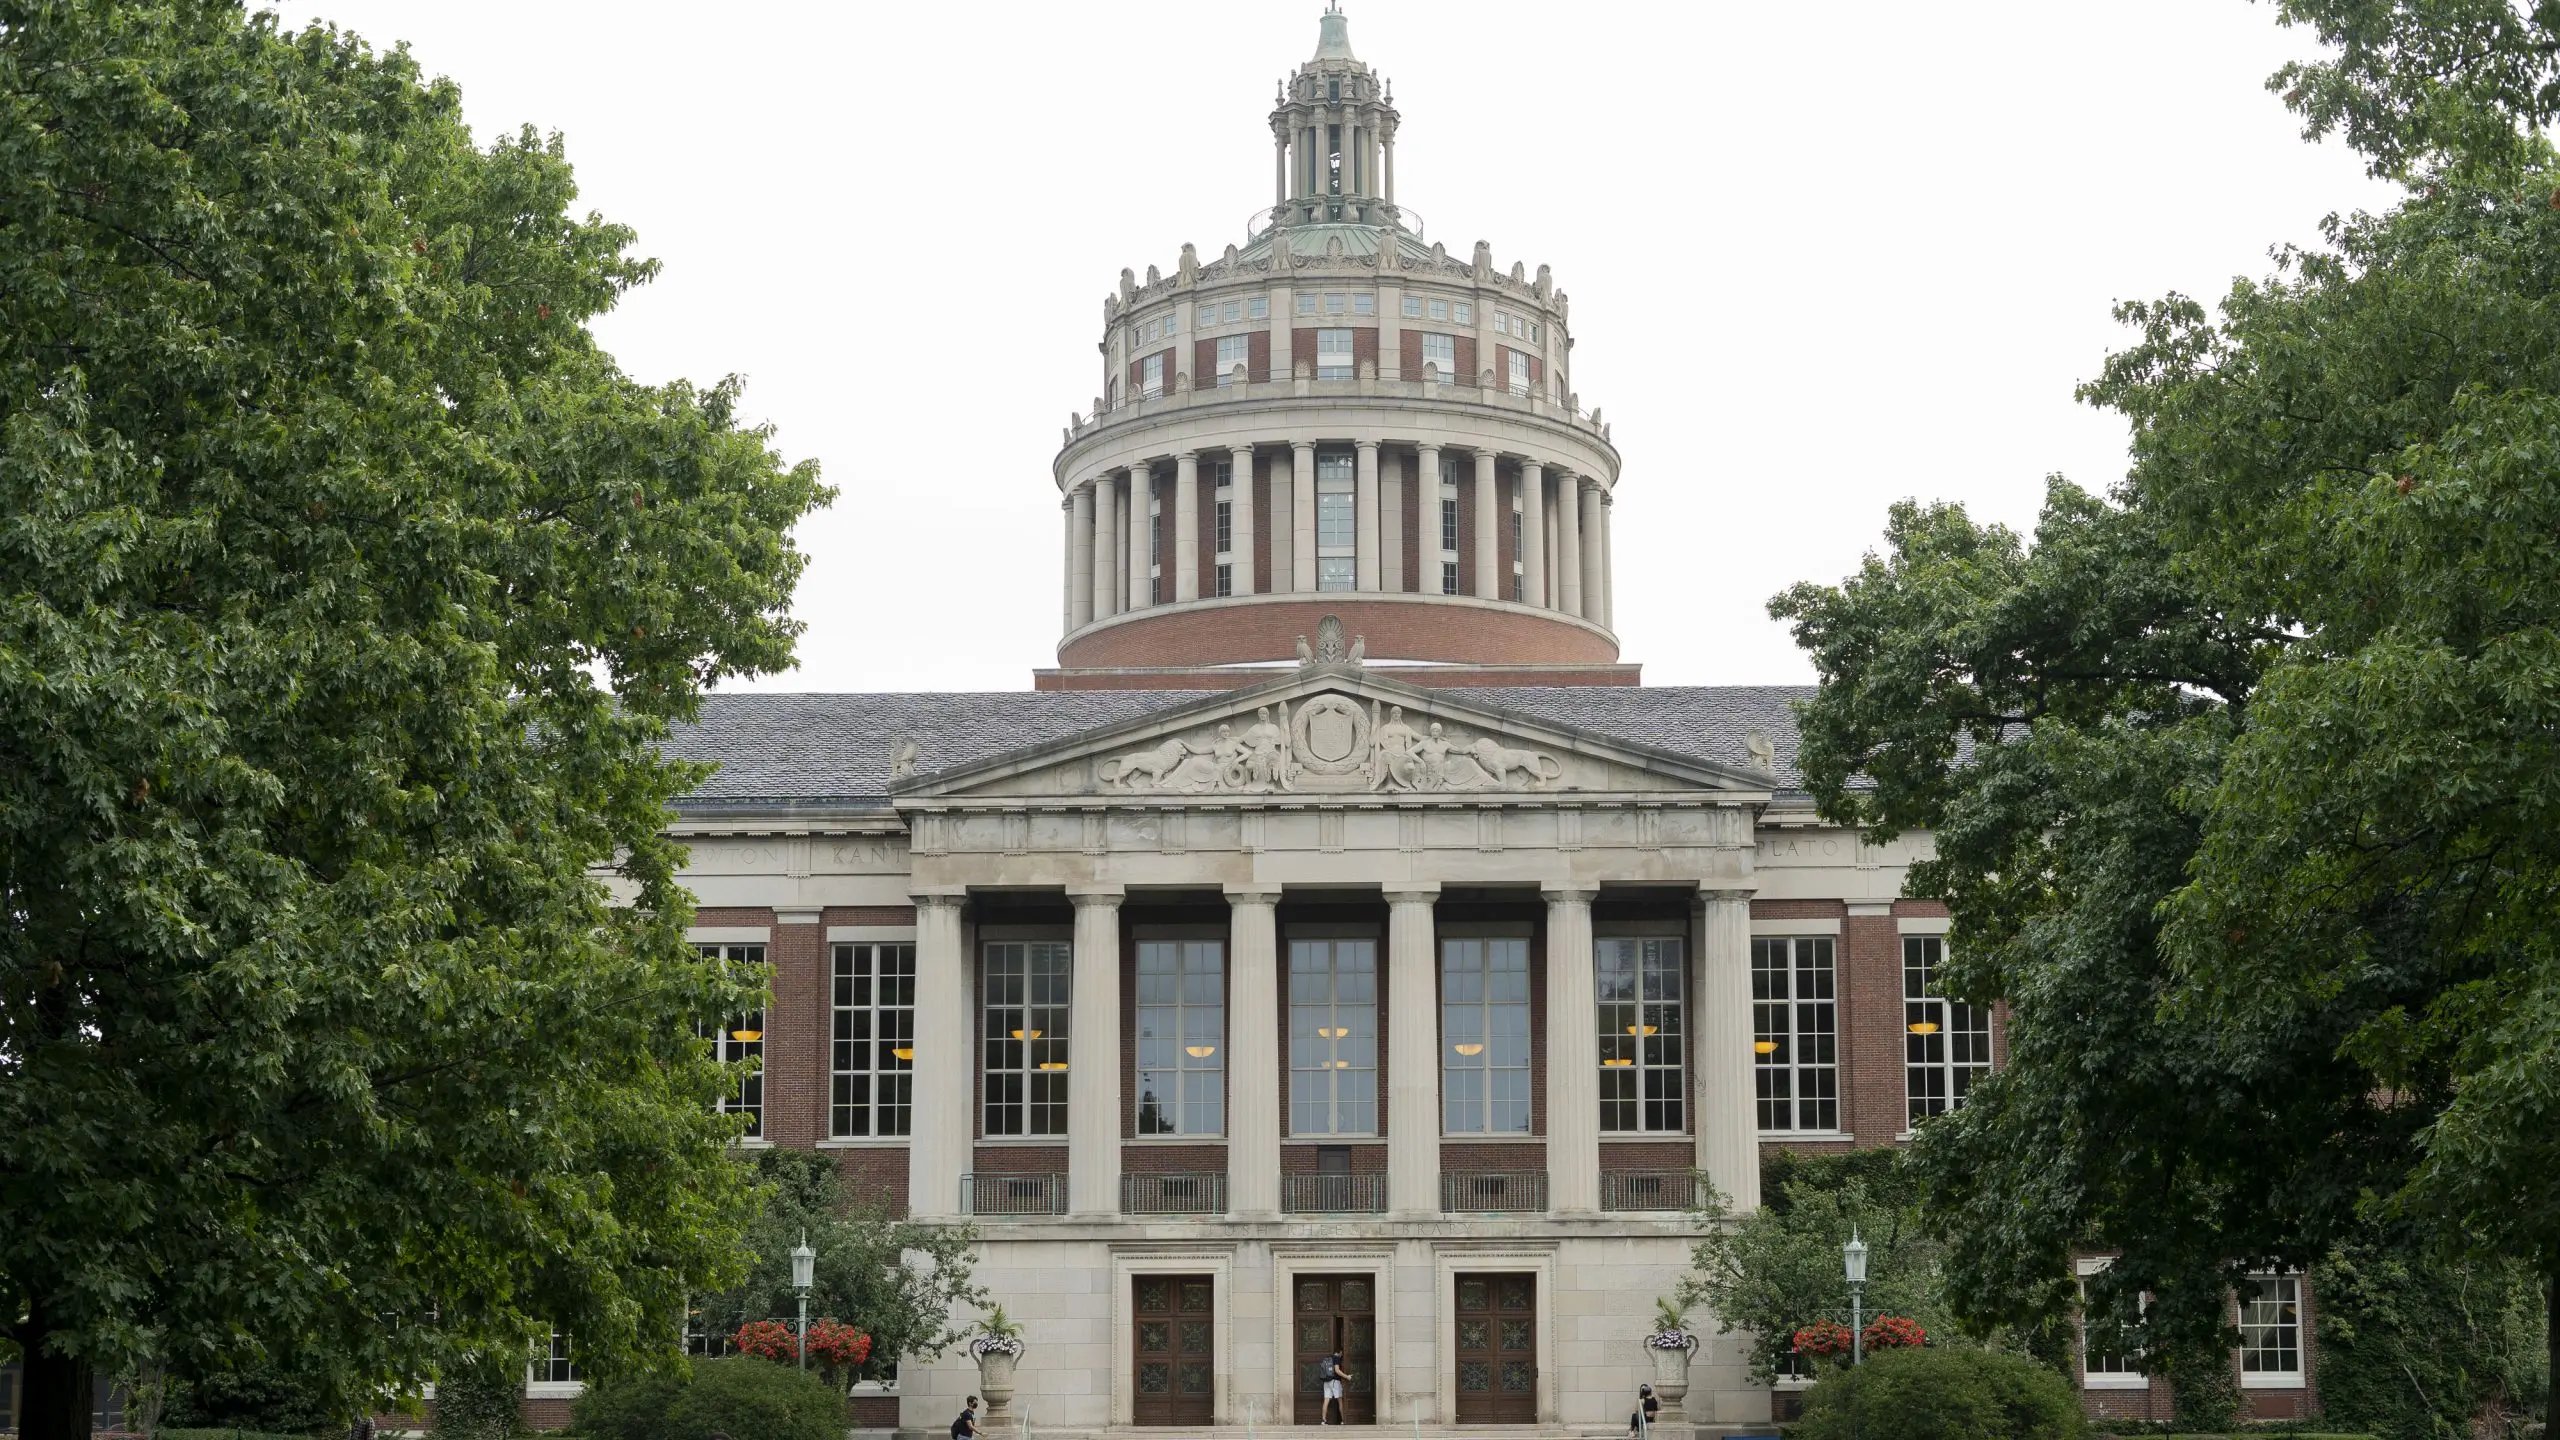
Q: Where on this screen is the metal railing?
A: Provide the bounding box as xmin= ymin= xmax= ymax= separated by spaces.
xmin=1282 ymin=1172 xmax=1387 ymax=1214
xmin=960 ymin=1172 xmax=1067 ymax=1216
xmin=1440 ymin=1170 xmax=1548 ymax=1214
xmin=1066 ymin=371 xmax=1606 ymax=439
xmin=1600 ymin=1170 xmax=1710 ymax=1212
xmin=1121 ymin=1171 xmax=1226 ymax=1215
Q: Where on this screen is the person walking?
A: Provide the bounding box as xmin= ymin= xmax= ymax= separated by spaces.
xmin=1319 ymin=1352 xmax=1353 ymax=1425
xmin=1627 ymin=1382 xmax=1659 ymax=1438
xmin=952 ymin=1396 xmax=982 ymax=1440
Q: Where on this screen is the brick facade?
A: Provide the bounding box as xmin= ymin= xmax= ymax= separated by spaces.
xmin=1056 ymin=595 xmax=1619 ymax=670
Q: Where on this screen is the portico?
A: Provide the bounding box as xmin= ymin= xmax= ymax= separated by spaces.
xmin=888 ymin=650 xmax=1768 ymax=1233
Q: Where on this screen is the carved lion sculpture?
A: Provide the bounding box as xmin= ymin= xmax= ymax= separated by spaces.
xmin=1466 ymin=738 xmax=1562 ymax=789
xmin=1098 ymin=738 xmax=1191 ymax=789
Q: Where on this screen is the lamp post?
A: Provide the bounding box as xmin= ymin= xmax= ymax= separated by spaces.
xmin=1843 ymin=1229 xmax=1869 ymax=1366
xmin=790 ymin=1231 xmax=816 ymax=1371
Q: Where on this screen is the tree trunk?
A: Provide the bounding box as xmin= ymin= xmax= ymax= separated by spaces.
xmin=17 ymin=1309 xmax=97 ymax=1440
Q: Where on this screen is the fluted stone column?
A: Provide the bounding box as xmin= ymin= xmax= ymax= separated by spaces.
xmin=1060 ymin=497 xmax=1074 ymax=634
xmin=1579 ymin=477 xmax=1605 ymax=624
xmin=1556 ymin=473 xmax=1583 ymax=618
xmin=1543 ymin=886 xmax=1599 ymax=1213
xmin=1292 ymin=441 xmax=1318 ymax=592
xmin=1068 ymin=489 xmax=1093 ymax=631
xmin=1230 ymin=445 xmax=1257 ymax=596
xmin=1696 ymin=888 xmax=1761 ymax=1214
xmin=1381 ymin=448 xmax=1405 ymax=592
xmin=1520 ymin=462 xmax=1547 ymax=609
xmin=1270 ymin=454 xmax=1294 ymax=592
xmin=907 ymin=893 xmax=970 ymax=1218
xmin=1129 ymin=467 xmax=1154 ymax=610
xmin=1174 ymin=450 xmax=1201 ymax=603
xmin=1226 ymin=888 xmax=1282 ymax=1217
xmin=1385 ymin=886 xmax=1442 ymax=1217
xmin=1472 ymin=449 xmax=1499 ymax=601
xmin=1068 ymin=889 xmax=1124 ymax=1216
xmin=1599 ymin=489 xmax=1616 ymax=629
xmin=1091 ymin=473 xmax=1119 ymax=621
xmin=1355 ymin=440 xmax=1381 ymax=590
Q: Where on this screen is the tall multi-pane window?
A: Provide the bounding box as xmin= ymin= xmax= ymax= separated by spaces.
xmin=1402 ymin=294 xmax=1422 ymax=318
xmin=1289 ymin=938 xmax=1377 ymax=1135
xmin=1316 ymin=328 xmax=1355 ymax=380
xmin=1316 ymin=450 xmax=1356 ymax=591
xmin=1508 ymin=350 xmax=1532 ymax=396
xmin=1134 ymin=939 xmax=1225 ymax=1135
xmin=541 ymin=1329 xmax=579 ymax=1383
xmin=2078 ymin=1270 xmax=2144 ymax=1386
xmin=1215 ymin=334 xmax=1250 ymax=386
xmin=1510 ymin=501 xmax=1524 ymax=602
xmin=1596 ymin=937 xmax=1686 ymax=1133
xmin=830 ymin=942 xmax=915 ymax=1138
xmin=2239 ymin=1275 xmax=2302 ymax=1384
xmin=1421 ymin=332 xmax=1455 ymax=384
xmin=1442 ymin=937 xmax=1532 ymax=1133
xmin=1215 ymin=497 xmax=1233 ymax=554
xmin=1752 ymin=936 xmax=1838 ymax=1131
xmin=1427 ymin=298 xmax=1449 ymax=321
xmin=696 ymin=942 xmax=766 ymax=1139
xmin=983 ymin=941 xmax=1072 ymax=1137
xmin=1141 ymin=353 xmax=1164 ymax=399
xmin=1147 ymin=493 xmax=1164 ymax=603
xmin=1904 ymin=936 xmax=1992 ymax=1124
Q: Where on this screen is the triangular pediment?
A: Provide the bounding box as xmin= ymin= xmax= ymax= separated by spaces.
xmin=892 ymin=669 xmax=1774 ymax=804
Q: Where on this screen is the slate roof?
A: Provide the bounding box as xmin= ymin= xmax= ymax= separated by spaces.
xmin=663 ymin=685 xmax=1815 ymax=810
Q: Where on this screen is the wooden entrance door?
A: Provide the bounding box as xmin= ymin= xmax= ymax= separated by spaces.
xmin=1132 ymin=1273 xmax=1216 ymax=1426
xmin=1291 ymin=1274 xmax=1378 ymax=1423
xmin=1453 ymin=1272 xmax=1538 ymax=1423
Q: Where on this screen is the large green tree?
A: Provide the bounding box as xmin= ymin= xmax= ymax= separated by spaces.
xmin=1770 ymin=1 xmax=2560 ymax=1426
xmin=0 ymin=4 xmax=829 ymax=1438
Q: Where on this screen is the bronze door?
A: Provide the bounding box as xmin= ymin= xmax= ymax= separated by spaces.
xmin=1132 ymin=1273 xmax=1216 ymax=1426
xmin=1453 ymin=1272 xmax=1538 ymax=1424
xmin=1291 ymin=1274 xmax=1378 ymax=1423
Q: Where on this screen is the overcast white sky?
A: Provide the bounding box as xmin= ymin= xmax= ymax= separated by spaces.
xmin=300 ymin=0 xmax=2393 ymax=694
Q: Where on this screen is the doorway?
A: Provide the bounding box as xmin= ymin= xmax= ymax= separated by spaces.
xmin=1452 ymin=1272 xmax=1537 ymax=1423
xmin=1292 ymin=1273 xmax=1378 ymax=1423
xmin=1132 ymin=1273 xmax=1215 ymax=1426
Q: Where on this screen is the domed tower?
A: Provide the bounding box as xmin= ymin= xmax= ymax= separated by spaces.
xmin=1045 ymin=3 xmax=1629 ymax=692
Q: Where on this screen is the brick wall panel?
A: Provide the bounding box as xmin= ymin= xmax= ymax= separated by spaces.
xmin=1035 ymin=663 xmax=1646 ymax=692
xmin=1352 ymin=325 xmax=1379 ymax=375
xmin=765 ymin=919 xmax=825 ymax=1148
xmin=1841 ymin=914 xmax=1904 ymax=1146
xmin=1291 ymin=327 xmax=1316 ymax=375
xmin=1122 ymin=1142 xmax=1227 ymax=1174
xmin=1399 ymin=330 xmax=1423 ymax=379
xmin=833 ymin=1147 xmax=910 ymax=1217
xmin=1455 ymin=336 xmax=1478 ymax=384
xmin=1249 ymin=329 xmax=1271 ymax=383
xmin=973 ymin=1143 xmax=1068 ymax=1173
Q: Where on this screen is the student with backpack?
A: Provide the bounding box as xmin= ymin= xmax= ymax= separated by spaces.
xmin=952 ymin=1396 xmax=982 ymax=1440
xmin=1319 ymin=1352 xmax=1353 ymax=1425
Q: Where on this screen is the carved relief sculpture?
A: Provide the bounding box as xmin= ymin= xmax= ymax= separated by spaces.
xmin=1094 ymin=693 xmax=1562 ymax=795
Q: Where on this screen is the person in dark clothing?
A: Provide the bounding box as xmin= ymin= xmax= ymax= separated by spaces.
xmin=1319 ymin=1352 xmax=1353 ymax=1425
xmin=952 ymin=1397 xmax=981 ymax=1440
xmin=1628 ymin=1382 xmax=1659 ymax=1436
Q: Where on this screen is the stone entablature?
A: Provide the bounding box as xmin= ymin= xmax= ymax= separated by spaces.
xmin=1055 ymin=381 xmax=1616 ymax=488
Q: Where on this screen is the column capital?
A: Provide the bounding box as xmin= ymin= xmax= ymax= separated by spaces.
xmin=1539 ymin=884 xmax=1600 ymax=905
xmin=1175 ymin=448 xmax=1198 ymax=461
xmin=1291 ymin=438 xmax=1316 ymax=456
xmin=1223 ymin=885 xmax=1283 ymax=906
xmin=1381 ymin=883 xmax=1441 ymax=904
xmin=1354 ymin=437 xmax=1381 ymax=453
xmin=911 ymin=890 xmax=968 ymax=913
xmin=1068 ymin=886 xmax=1126 ymax=907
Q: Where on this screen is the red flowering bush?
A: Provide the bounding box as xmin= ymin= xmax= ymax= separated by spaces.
xmin=1792 ymin=1319 xmax=1855 ymax=1360
xmin=732 ymin=1319 xmax=801 ymax=1363
xmin=806 ymin=1318 xmax=874 ymax=1370
xmin=1863 ymin=1314 xmax=1926 ymax=1351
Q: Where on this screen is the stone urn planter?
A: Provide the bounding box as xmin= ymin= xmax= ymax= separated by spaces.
xmin=968 ymin=1335 xmax=1023 ymax=1423
xmin=1642 ymin=1329 xmax=1702 ymax=1421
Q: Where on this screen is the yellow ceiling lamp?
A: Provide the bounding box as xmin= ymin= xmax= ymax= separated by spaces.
xmin=1012 ymin=1027 xmax=1042 ymax=1041
xmin=1602 ymin=1057 xmax=1635 ymax=1067
xmin=1908 ymin=1020 xmax=1941 ymax=1035
xmin=892 ymin=1046 xmax=915 ymax=1061
xmin=1753 ymin=1040 xmax=1779 ymax=1055
xmin=1037 ymin=1060 xmax=1069 ymax=1071
xmin=730 ymin=1027 xmax=763 ymax=1043
xmin=1185 ymin=1044 xmax=1217 ymax=1058
xmin=1626 ymin=1023 xmax=1657 ymax=1036
xmin=1453 ymin=1042 xmax=1484 ymax=1057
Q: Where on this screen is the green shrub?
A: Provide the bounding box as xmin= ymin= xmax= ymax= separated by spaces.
xmin=571 ymin=1356 xmax=842 ymax=1440
xmin=430 ymin=1351 xmax=527 ymax=1440
xmin=1790 ymin=1345 xmax=2084 ymax=1440
xmin=158 ymin=1430 xmax=336 ymax=1440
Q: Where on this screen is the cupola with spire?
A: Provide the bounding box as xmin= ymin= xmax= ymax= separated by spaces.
xmin=1270 ymin=2 xmax=1400 ymax=228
